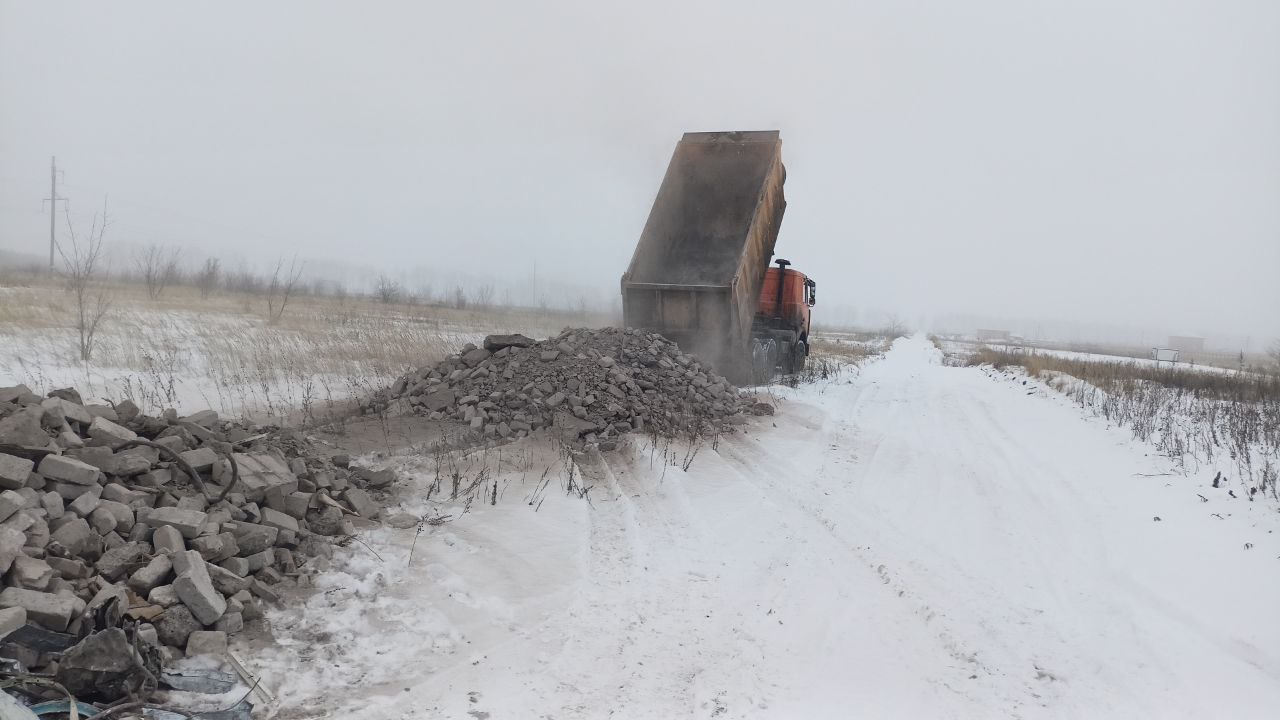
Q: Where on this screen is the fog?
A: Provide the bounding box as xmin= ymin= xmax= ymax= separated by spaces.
xmin=2 ymin=1 xmax=1277 ymax=344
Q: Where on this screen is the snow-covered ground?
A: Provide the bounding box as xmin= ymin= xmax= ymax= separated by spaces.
xmin=254 ymin=336 xmax=1280 ymax=719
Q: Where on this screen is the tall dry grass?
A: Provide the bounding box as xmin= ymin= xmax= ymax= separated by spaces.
xmin=967 ymin=347 xmax=1280 ymax=501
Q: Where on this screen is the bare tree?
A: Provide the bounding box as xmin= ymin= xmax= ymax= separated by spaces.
xmin=449 ymin=285 xmax=468 ymax=310
xmin=265 ymin=256 xmax=304 ymax=324
xmin=134 ymin=243 xmax=182 ymax=300
xmin=884 ymin=313 xmax=906 ymax=339
xmin=473 ymin=283 xmax=495 ymax=309
xmin=1268 ymin=339 xmax=1280 ymax=369
xmin=374 ymin=274 xmax=402 ymax=304
xmin=195 ymin=257 xmax=221 ymax=298
xmin=59 ymin=200 xmax=112 ymax=362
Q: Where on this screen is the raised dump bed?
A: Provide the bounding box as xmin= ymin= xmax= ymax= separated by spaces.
xmin=621 ymin=130 xmax=786 ymax=381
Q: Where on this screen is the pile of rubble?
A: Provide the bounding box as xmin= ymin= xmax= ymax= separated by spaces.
xmin=0 ymin=383 xmax=392 ymax=712
xmin=385 ymin=328 xmax=754 ymax=445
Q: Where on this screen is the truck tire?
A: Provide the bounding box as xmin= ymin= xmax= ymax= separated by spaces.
xmin=792 ymin=341 xmax=807 ymax=372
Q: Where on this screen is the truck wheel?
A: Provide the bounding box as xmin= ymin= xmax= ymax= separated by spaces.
xmin=792 ymin=342 xmax=807 ymax=372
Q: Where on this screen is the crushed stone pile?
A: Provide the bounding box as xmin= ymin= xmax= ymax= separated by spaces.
xmin=384 ymin=327 xmax=758 ymax=446
xmin=0 ymin=383 xmax=398 ymax=713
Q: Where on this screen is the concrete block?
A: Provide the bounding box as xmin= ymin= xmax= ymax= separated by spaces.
xmin=191 ymin=532 xmax=239 ymax=563
xmin=0 ymin=606 xmax=26 ymax=641
xmin=233 ymin=453 xmax=298 ymax=502
xmin=141 ymin=507 xmax=207 ymax=539
xmin=343 ymin=488 xmax=377 ymax=518
xmin=151 ymin=524 xmax=185 ymax=554
xmin=257 ymin=507 xmax=298 ymax=533
xmin=205 ymin=561 xmax=251 ymax=596
xmin=68 ymin=486 xmax=102 ymax=518
xmin=50 ymin=517 xmax=93 ymax=556
xmin=0 ymin=587 xmax=77 ymax=631
xmin=0 ymin=490 xmax=24 ymax=523
xmin=185 ymin=629 xmax=227 ymax=657
xmin=40 ymin=492 xmax=64 ymax=520
xmin=37 ymin=454 xmax=100 ymax=486
xmin=127 ymin=554 xmax=173 ymax=594
xmin=88 ymin=506 xmax=117 ymax=535
xmin=148 ymin=584 xmax=179 ymax=607
xmin=9 ymin=555 xmax=53 ymax=590
xmin=212 ymin=611 xmax=243 ymax=635
xmin=0 ymin=454 xmax=33 ymax=490
xmin=218 ymin=557 xmax=250 ymax=577
xmin=178 ymin=447 xmax=218 ymax=472
xmin=224 ymin=522 xmax=277 ymax=555
xmin=172 ymin=550 xmax=226 ymax=625
xmin=41 ymin=397 xmax=93 ymax=425
xmin=87 ymin=416 xmax=137 ymax=449
xmin=95 ymin=541 xmax=152 ymax=581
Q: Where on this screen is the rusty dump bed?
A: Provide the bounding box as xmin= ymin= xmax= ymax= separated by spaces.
xmin=621 ymin=130 xmax=787 ymax=381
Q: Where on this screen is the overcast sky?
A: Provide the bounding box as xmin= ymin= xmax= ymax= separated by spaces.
xmin=1 ymin=1 xmax=1277 ymax=342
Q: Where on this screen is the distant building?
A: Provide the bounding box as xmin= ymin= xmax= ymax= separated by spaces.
xmin=976 ymin=329 xmax=1010 ymax=343
xmin=1167 ymin=336 xmax=1205 ymax=354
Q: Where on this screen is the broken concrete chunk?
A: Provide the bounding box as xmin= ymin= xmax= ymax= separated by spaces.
xmin=141 ymin=507 xmax=207 ymax=539
xmin=56 ymin=627 xmax=148 ymax=700
xmin=224 ymin=522 xmax=277 ymax=556
xmin=96 ymin=541 xmax=153 ymax=581
xmin=154 ymin=604 xmax=201 ymax=647
xmin=9 ymin=555 xmax=53 ymax=590
xmin=0 ymin=587 xmax=77 ymax=631
xmin=185 ymin=629 xmax=227 ymax=657
xmin=87 ymin=416 xmax=138 ymax=449
xmin=151 ymin=524 xmax=185 ymax=554
xmin=41 ymin=397 xmax=93 ymax=425
xmin=234 ymin=453 xmax=298 ymax=502
xmin=37 ymin=454 xmax=100 ymax=486
xmin=148 ymin=584 xmax=179 ymax=608
xmin=172 ymin=550 xmax=226 ymax=625
xmin=0 ymin=490 xmax=24 ymax=523
xmin=50 ymin=517 xmax=94 ymax=556
xmin=191 ymin=532 xmax=239 ymax=563
xmin=68 ymin=486 xmax=103 ymax=518
xmin=205 ymin=561 xmax=251 ymax=596
xmin=257 ymin=507 xmax=299 ymax=533
xmin=0 ymin=408 xmax=51 ymax=449
xmin=178 ymin=447 xmax=218 ymax=472
xmin=0 ymin=606 xmax=26 ymax=641
xmin=127 ymin=554 xmax=173 ymax=594
xmin=0 ymin=453 xmax=33 ymax=490
xmin=343 ymin=488 xmax=377 ymax=518
xmin=356 ymin=466 xmax=396 ymax=489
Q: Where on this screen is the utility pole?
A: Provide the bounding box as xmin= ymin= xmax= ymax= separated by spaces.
xmin=42 ymin=156 xmax=66 ymax=275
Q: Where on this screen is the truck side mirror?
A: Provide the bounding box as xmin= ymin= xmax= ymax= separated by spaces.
xmin=807 ymin=280 xmax=817 ymax=307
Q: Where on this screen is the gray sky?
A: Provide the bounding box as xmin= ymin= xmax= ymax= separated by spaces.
xmin=2 ymin=1 xmax=1277 ymax=342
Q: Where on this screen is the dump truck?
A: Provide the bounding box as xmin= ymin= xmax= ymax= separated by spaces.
xmin=621 ymin=130 xmax=816 ymax=383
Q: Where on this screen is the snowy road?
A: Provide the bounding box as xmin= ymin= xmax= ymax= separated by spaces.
xmin=262 ymin=336 xmax=1280 ymax=719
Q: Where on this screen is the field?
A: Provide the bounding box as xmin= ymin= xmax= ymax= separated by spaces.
xmin=3 ymin=276 xmax=1278 ymax=718
xmin=0 ymin=277 xmax=614 ymax=424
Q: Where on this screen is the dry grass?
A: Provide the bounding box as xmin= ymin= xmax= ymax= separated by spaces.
xmin=966 ymin=346 xmax=1280 ymax=501
xmin=0 ymin=278 xmax=617 ymax=422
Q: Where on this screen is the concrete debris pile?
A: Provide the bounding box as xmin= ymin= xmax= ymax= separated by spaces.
xmin=0 ymin=383 xmax=394 ymax=710
xmin=385 ymin=328 xmax=751 ymax=446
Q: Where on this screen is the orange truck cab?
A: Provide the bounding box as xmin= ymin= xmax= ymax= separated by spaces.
xmin=752 ymin=258 xmax=816 ymax=374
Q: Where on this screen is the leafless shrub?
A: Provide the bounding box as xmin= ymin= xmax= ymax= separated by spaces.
xmin=195 ymin=257 xmax=221 ymax=298
xmin=449 ymin=285 xmax=468 ymax=310
xmin=58 ymin=200 xmax=112 ymax=362
xmin=472 ymin=283 xmax=495 ymax=309
xmin=265 ymin=256 xmax=304 ymax=324
xmin=374 ymin=274 xmax=401 ymax=305
xmin=134 ymin=244 xmax=182 ymax=300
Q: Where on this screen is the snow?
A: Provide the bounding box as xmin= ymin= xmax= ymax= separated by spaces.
xmin=255 ymin=335 xmax=1280 ymax=718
